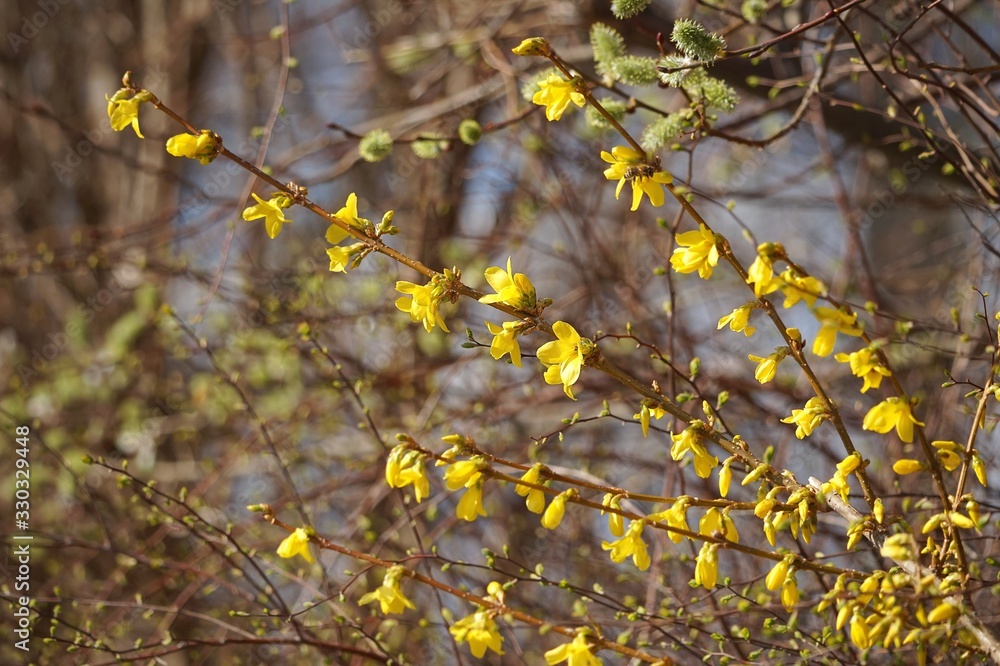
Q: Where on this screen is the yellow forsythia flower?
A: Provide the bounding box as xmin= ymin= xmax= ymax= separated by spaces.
xmin=544 ymin=632 xmax=603 ymax=666
xmin=165 ymin=130 xmax=221 ymax=165
xmin=892 ymin=459 xmax=924 ymax=475
xmin=812 ymin=307 xmax=863 ymax=357
xmin=745 ymin=248 xmax=781 ymax=298
xmin=880 ymin=533 xmax=915 ymax=560
xmin=456 ymin=480 xmax=488 ymax=522
xmin=648 ymin=497 xmax=691 ymax=543
xmin=862 ymin=397 xmax=924 ymax=443
xmin=670 ymin=223 xmax=720 ymax=279
xmin=634 ymin=402 xmax=666 ymax=437
xmin=781 ymin=576 xmax=800 ymax=611
xmin=444 ymin=458 xmax=485 ymax=490
xmin=515 ymin=464 xmax=546 ymax=514
xmin=243 ymin=192 xmax=293 ymax=239
xmin=778 ymin=269 xmax=825 ymax=308
xmin=601 ymin=519 xmax=650 ymax=571
xmin=511 ymin=37 xmax=551 ymax=57
xmin=107 ymin=88 xmax=152 ymax=138
xmin=385 ymin=445 xmax=430 ymax=502
xmin=396 ymin=279 xmax=451 ymax=333
xmin=931 ymin=440 xmax=962 ymax=471
xmin=747 ymin=348 xmax=787 ymax=384
xmin=694 ymin=542 xmax=719 ymax=589
xmin=718 ymin=304 xmax=756 ymax=337
xmin=670 ymin=423 xmax=718 ymax=478
xmin=358 ymin=565 xmax=415 ymax=615
xmin=718 ymin=461 xmax=733 ymax=498
xmin=541 ymin=490 xmax=572 ymax=530
xmin=850 ymin=613 xmax=872 ymax=649
xmin=485 ymin=320 xmax=524 ymax=367
xmin=328 ymin=192 xmax=364 ymax=245
xmin=450 ymin=608 xmax=504 ymax=658
xmin=601 ymin=493 xmax=625 ymax=537
xmin=532 ymin=74 xmax=585 ymax=121
xmin=926 ymin=601 xmax=959 ymax=624
xmin=699 ymin=507 xmax=738 ymax=543
xmin=781 ymin=396 xmax=828 ymax=439
xmin=834 ymin=347 xmax=891 ymax=393
xmin=765 ymin=557 xmax=791 ymax=591
xmin=600 ymin=146 xmax=673 ymax=210
xmin=276 ymin=527 xmax=314 ymax=564
xmin=537 ymin=321 xmax=590 ymax=400
xmin=479 ymin=257 xmax=537 ymax=309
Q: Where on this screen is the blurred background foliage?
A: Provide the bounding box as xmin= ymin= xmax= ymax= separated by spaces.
xmin=1 ymin=0 xmax=1000 ymax=663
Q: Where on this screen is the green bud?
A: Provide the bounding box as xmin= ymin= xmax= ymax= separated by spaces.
xmin=457 ymin=119 xmax=482 ymax=145
xmin=358 ymin=129 xmax=393 ymax=162
xmin=411 ymin=133 xmax=448 ymax=159
xmin=671 ymin=19 xmax=726 ymax=62
xmin=611 ymin=0 xmax=652 ymax=19
xmin=741 ymin=0 xmax=768 ymax=24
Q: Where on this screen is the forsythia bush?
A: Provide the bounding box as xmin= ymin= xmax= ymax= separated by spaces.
xmin=12 ymin=3 xmax=1000 ymax=665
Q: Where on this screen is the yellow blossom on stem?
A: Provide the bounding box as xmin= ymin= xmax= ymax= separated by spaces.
xmin=862 ymin=397 xmax=924 ymax=443
xmin=670 ymin=423 xmax=718 ymax=478
xmin=718 ymin=304 xmax=756 ymax=337
xmin=670 ymin=223 xmax=720 ymax=279
xmin=746 ymin=244 xmax=783 ymax=297
xmin=835 ymin=347 xmax=891 ymax=393
xmin=106 ymin=88 xmax=152 ymax=138
xmin=485 ymin=320 xmax=524 ymax=367
xmin=456 ymin=480 xmax=488 ymax=522
xmin=812 ymin=306 xmax=863 ymax=356
xmin=165 ymin=130 xmax=221 ymax=165
xmin=931 ymin=440 xmax=963 ymax=471
xmin=850 ymin=612 xmax=872 ymax=649
xmin=450 ymin=608 xmax=504 ymax=658
xmin=600 ymin=146 xmax=673 ymax=210
xmin=276 ymin=527 xmax=314 ymax=564
xmin=765 ymin=557 xmax=792 ymax=591
xmin=747 ymin=348 xmax=787 ymax=384
xmin=327 ymin=243 xmax=366 ymax=273
xmin=444 ymin=458 xmax=485 ymax=490
xmin=837 ymin=452 xmax=862 ymax=475
xmin=327 ymin=192 xmax=365 ymax=245
xmin=541 ymin=489 xmax=575 ymax=530
xmin=601 ymin=493 xmax=625 ymax=537
xmin=972 ymin=454 xmax=987 ymax=487
xmin=781 ymin=575 xmax=800 ymax=611
xmin=243 ymin=192 xmax=293 ymax=239
xmin=648 ymin=497 xmax=691 ymax=543
xmin=479 ymin=257 xmax=537 ymax=309
xmin=892 ymin=459 xmax=924 ymax=475
xmin=718 ymin=461 xmax=733 ymax=498
xmin=385 ymin=445 xmax=431 ymax=502
xmin=780 ymin=396 xmax=829 ymax=439
xmin=532 ymin=74 xmax=585 ymax=121
xmin=822 ymin=470 xmax=852 ymax=503
xmin=511 ymin=37 xmax=551 ymax=57
xmin=926 ymin=602 xmax=959 ymax=624
xmin=515 ymin=464 xmax=547 ymax=514
xmin=779 ymin=268 xmax=825 ymax=308
xmin=358 ymin=565 xmax=415 ymax=615
xmin=699 ymin=507 xmax=738 ymax=543
xmin=880 ymin=533 xmax=915 ymax=560
xmin=537 ymin=321 xmax=591 ymax=400
xmin=395 ymin=270 xmax=458 ymax=333
xmin=545 ymin=631 xmax=603 ymax=666
xmin=601 ymin=519 xmax=650 ymax=571
xmin=634 ymin=402 xmax=666 ymax=437
xmin=694 ymin=542 xmax=719 ymax=589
